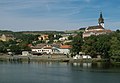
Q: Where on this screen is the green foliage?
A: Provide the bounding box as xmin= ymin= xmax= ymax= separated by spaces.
xmin=95 ymin=35 xmax=110 ymax=58
xmin=81 ymin=30 xmax=120 ymax=59
xmin=109 ymin=37 xmax=120 ymax=57
xmin=0 ymin=41 xmax=7 ymax=53
xmin=71 ymin=33 xmax=83 ymax=55
xmin=68 ymin=35 xmax=73 ymax=40
xmin=15 ymin=33 xmax=37 ymax=43
xmin=32 ymin=40 xmax=45 ymax=46
xmin=54 ymin=35 xmax=62 ymax=40
xmin=82 ymin=34 xmax=111 ymax=58
xmin=82 ymin=35 xmax=97 ymax=57
xmin=8 ymin=44 xmax=21 ymax=54
xmin=48 ymin=34 xmax=54 ymax=43
xmin=0 ymin=32 xmax=37 ymax=53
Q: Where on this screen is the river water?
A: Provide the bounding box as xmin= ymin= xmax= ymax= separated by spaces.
xmin=0 ymin=62 xmax=120 ymax=83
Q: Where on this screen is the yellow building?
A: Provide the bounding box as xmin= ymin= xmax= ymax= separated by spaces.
xmin=38 ymin=35 xmax=49 ymax=40
xmin=0 ymin=34 xmax=15 ymax=41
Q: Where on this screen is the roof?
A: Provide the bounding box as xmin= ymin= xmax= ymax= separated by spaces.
xmin=43 ymin=46 xmax=52 ymax=49
xmin=31 ymin=44 xmax=60 ymax=49
xmin=86 ymin=25 xmax=104 ymax=30
xmin=60 ymin=45 xmax=72 ymax=49
xmin=83 ymin=29 xmax=112 ymax=34
xmin=32 ymin=44 xmax=46 ymax=49
xmin=32 ymin=44 xmax=72 ymax=49
xmin=50 ymin=44 xmax=60 ymax=48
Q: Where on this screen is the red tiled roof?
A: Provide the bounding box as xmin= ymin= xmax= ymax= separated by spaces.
xmin=43 ymin=46 xmax=52 ymax=49
xmin=31 ymin=44 xmax=46 ymax=49
xmin=86 ymin=25 xmax=104 ymax=30
xmin=60 ymin=45 xmax=72 ymax=49
xmin=83 ymin=29 xmax=112 ymax=34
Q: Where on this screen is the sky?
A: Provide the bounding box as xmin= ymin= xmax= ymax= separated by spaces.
xmin=0 ymin=0 xmax=120 ymax=31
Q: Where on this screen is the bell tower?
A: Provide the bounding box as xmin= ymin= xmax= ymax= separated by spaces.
xmin=98 ymin=12 xmax=104 ymax=28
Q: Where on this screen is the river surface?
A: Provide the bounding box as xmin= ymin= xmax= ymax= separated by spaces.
xmin=0 ymin=62 xmax=120 ymax=83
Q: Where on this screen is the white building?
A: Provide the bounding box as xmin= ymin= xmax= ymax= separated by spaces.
xmin=73 ymin=55 xmax=91 ymax=59
xmin=32 ymin=46 xmax=53 ymax=54
xmin=59 ymin=36 xmax=68 ymax=41
xmin=58 ymin=45 xmax=71 ymax=55
xmin=22 ymin=51 xmax=31 ymax=56
xmin=83 ymin=12 xmax=111 ymax=38
xmin=31 ymin=44 xmax=71 ymax=55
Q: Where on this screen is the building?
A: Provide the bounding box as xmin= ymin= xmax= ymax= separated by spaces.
xmin=0 ymin=34 xmax=15 ymax=41
xmin=31 ymin=44 xmax=52 ymax=54
xmin=59 ymin=45 xmax=72 ymax=55
xmin=22 ymin=51 xmax=31 ymax=56
xmin=38 ymin=35 xmax=49 ymax=40
xmin=59 ymin=36 xmax=68 ymax=41
xmin=31 ymin=44 xmax=71 ymax=55
xmin=83 ymin=12 xmax=111 ymax=38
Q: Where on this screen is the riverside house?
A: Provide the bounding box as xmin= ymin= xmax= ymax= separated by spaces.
xmin=59 ymin=45 xmax=71 ymax=55
xmin=31 ymin=44 xmax=71 ymax=55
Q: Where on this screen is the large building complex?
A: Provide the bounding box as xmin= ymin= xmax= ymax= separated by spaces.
xmin=83 ymin=12 xmax=111 ymax=38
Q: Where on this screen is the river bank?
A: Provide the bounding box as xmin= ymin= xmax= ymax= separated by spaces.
xmin=0 ymin=54 xmax=119 ymax=65
xmin=0 ymin=55 xmax=69 ymax=62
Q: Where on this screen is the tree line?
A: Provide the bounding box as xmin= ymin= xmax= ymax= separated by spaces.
xmin=71 ymin=30 xmax=120 ymax=61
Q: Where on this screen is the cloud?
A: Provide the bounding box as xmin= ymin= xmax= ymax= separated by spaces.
xmin=0 ymin=0 xmax=120 ymax=31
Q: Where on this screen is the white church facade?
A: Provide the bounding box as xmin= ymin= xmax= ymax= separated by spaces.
xmin=83 ymin=12 xmax=111 ymax=38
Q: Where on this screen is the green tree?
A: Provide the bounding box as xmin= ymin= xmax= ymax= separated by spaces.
xmin=109 ymin=37 xmax=120 ymax=58
xmin=71 ymin=33 xmax=83 ymax=55
xmin=19 ymin=41 xmax=31 ymax=51
xmin=54 ymin=35 xmax=62 ymax=40
xmin=0 ymin=41 xmax=7 ymax=53
xmin=9 ymin=44 xmax=21 ymax=54
xmin=95 ymin=35 xmax=110 ymax=58
xmin=48 ymin=34 xmax=54 ymax=43
xmin=82 ymin=35 xmax=97 ymax=57
xmin=68 ymin=35 xmax=73 ymax=40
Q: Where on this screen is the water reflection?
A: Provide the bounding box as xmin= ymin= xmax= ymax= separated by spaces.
xmin=0 ymin=61 xmax=120 ymax=83
xmin=73 ymin=62 xmax=92 ymax=68
xmin=71 ymin=62 xmax=120 ymax=73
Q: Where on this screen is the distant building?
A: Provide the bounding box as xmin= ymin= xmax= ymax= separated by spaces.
xmin=59 ymin=45 xmax=72 ymax=55
xmin=31 ymin=44 xmax=71 ymax=55
xmin=38 ymin=35 xmax=49 ymax=40
xmin=83 ymin=12 xmax=111 ymax=38
xmin=73 ymin=55 xmax=91 ymax=59
xmin=22 ymin=51 xmax=31 ymax=56
xmin=59 ymin=36 xmax=68 ymax=41
xmin=0 ymin=34 xmax=15 ymax=41
xmin=31 ymin=44 xmax=51 ymax=54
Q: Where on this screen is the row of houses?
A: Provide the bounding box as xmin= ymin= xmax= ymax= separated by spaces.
xmin=31 ymin=44 xmax=72 ymax=55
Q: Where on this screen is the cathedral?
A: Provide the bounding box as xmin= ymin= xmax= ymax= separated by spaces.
xmin=83 ymin=12 xmax=111 ymax=38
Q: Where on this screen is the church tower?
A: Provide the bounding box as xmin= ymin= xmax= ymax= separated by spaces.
xmin=98 ymin=12 xmax=104 ymax=28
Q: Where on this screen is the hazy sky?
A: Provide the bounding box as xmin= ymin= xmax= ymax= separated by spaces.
xmin=0 ymin=0 xmax=120 ymax=31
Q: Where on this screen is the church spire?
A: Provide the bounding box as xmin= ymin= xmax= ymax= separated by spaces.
xmin=100 ymin=12 xmax=103 ymax=18
xmin=98 ymin=12 xmax=104 ymax=28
